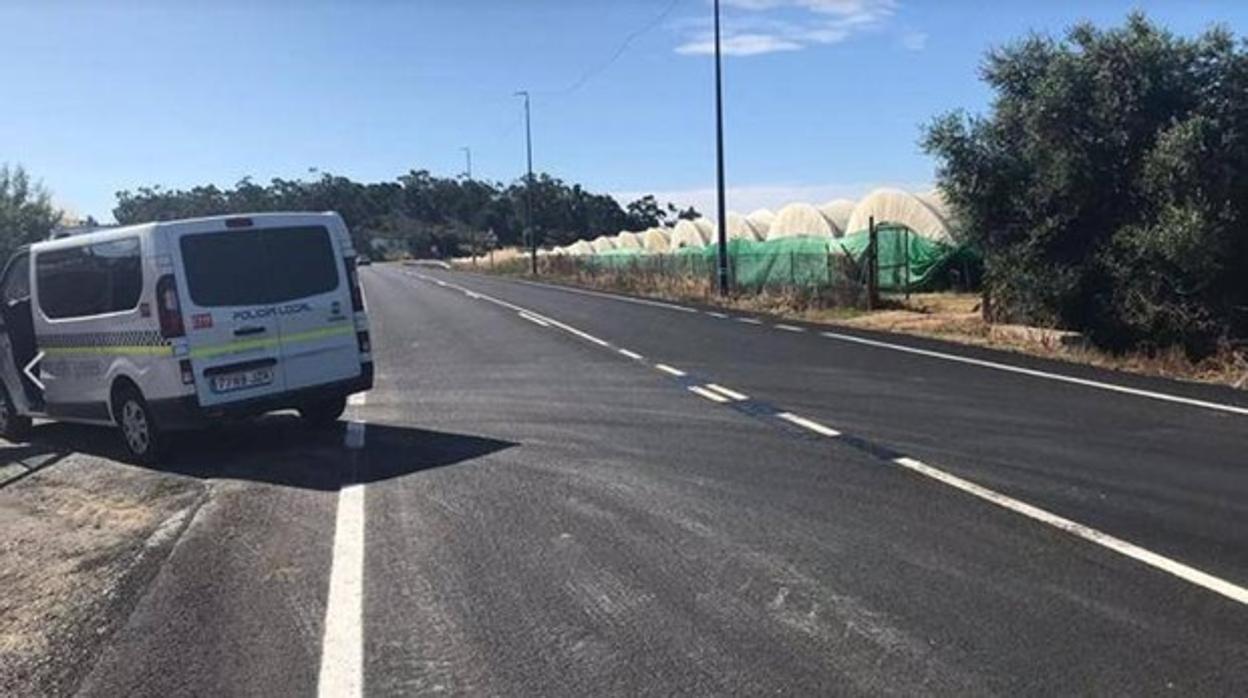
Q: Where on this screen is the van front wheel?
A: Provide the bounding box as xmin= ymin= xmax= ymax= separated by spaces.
xmin=299 ymin=396 xmax=347 ymax=427
xmin=114 ymin=386 xmax=163 ymax=464
xmin=0 ymin=385 xmax=32 ymax=441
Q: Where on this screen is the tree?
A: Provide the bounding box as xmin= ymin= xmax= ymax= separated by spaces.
xmin=923 ymin=13 xmax=1248 ymax=356
xmin=0 ymin=164 xmax=61 ymax=261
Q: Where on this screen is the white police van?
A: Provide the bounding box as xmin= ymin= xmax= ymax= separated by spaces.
xmin=0 ymin=212 xmax=373 ymax=462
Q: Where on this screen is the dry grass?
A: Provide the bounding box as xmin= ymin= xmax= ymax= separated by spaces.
xmin=481 ymin=265 xmax=1248 ymax=390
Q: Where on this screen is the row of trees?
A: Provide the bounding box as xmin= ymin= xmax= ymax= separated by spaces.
xmin=113 ymin=172 xmax=698 ymax=259
xmin=925 ymin=14 xmax=1248 ymax=357
xmin=0 ymin=165 xmax=61 ymax=264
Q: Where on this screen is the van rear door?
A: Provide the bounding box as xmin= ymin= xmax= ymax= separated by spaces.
xmin=176 ymin=228 xmax=287 ymax=407
xmin=261 ymin=225 xmax=360 ymax=392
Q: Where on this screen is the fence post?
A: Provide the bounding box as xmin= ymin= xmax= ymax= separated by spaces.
xmin=867 ymin=216 xmax=879 ymax=311
xmin=903 ymin=227 xmax=910 ymax=302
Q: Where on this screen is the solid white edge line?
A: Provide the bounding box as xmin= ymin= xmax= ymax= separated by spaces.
xmin=618 ymin=348 xmax=644 ymax=360
xmin=776 ymin=411 xmax=842 ymax=437
xmin=518 ymin=312 xmax=551 ymax=327
xmin=891 ymin=456 xmax=1248 ymax=606
xmin=655 ymin=363 xmax=687 ymax=377
xmin=317 ymin=481 xmax=365 ymax=698
xmin=688 ymin=385 xmax=730 ymax=403
xmin=819 ymin=330 xmax=1248 ymax=417
xmin=502 ymin=276 xmax=698 ymax=313
xmin=774 ymin=324 xmax=805 ymax=332
xmin=705 ymin=383 xmax=749 ymax=401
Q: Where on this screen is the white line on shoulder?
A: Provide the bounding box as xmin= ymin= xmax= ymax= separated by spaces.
xmin=819 ymin=330 xmax=1248 ymax=416
xmin=891 ymin=456 xmax=1248 ymax=606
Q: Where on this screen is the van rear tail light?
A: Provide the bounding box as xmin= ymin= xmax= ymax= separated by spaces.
xmin=345 ymin=257 xmax=364 ymax=311
xmin=356 ymin=331 xmax=371 ymax=354
xmin=179 ymin=359 xmax=195 ymax=385
xmin=156 ymin=275 xmax=185 ymax=338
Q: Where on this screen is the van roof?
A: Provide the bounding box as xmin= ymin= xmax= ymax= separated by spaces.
xmin=30 ymin=211 xmax=345 ymax=253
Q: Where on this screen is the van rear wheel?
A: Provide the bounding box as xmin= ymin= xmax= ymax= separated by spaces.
xmin=299 ymin=396 xmax=347 ymax=427
xmin=114 ymin=386 xmax=164 ymax=464
xmin=0 ymin=385 xmax=32 ymax=441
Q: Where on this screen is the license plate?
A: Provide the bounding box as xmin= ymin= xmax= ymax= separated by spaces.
xmin=211 ymin=367 xmax=274 ymax=393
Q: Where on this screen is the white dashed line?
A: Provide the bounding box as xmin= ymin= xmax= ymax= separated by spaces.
xmin=774 ymin=324 xmax=805 ymax=332
xmin=347 ymin=392 xmax=367 ymax=407
xmin=688 ymin=385 xmax=731 ymax=403
xmin=655 ymin=363 xmax=687 ymax=377
xmin=705 ymin=383 xmax=749 ymax=401
xmin=618 ymin=349 xmax=644 ymax=360
xmin=891 ymin=456 xmax=1248 ymax=606
xmin=735 ymin=317 xmax=762 ymax=325
xmin=706 ymin=311 xmax=729 ymax=319
xmin=344 ymin=421 xmax=366 ymax=450
xmin=519 ymin=312 xmax=551 ymax=327
xmin=776 ymin=412 xmax=842 ymax=437
xmin=818 ymin=330 xmax=1248 ymax=416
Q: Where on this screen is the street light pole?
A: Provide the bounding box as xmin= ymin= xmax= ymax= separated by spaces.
xmin=713 ymin=0 xmax=730 ymax=296
xmin=515 ymin=90 xmax=537 ymax=275
xmin=460 ymin=146 xmax=472 ymax=180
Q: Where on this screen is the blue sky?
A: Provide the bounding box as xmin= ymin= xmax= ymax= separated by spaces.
xmin=4 ymin=0 xmax=1247 ymax=221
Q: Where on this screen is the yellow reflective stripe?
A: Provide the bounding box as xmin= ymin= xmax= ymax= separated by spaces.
xmin=188 ymin=324 xmax=355 ymax=359
xmin=43 ymin=345 xmax=173 ymax=357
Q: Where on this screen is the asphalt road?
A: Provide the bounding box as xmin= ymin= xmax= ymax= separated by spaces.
xmin=58 ymin=263 xmax=1248 ymax=695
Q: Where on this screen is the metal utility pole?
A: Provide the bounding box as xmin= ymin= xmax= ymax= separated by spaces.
xmin=713 ymin=0 xmax=730 ymax=295
xmin=460 ymin=146 xmax=472 ymax=180
xmin=515 ymin=90 xmax=537 ymax=275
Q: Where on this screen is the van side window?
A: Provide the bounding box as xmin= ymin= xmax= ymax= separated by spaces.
xmin=0 ymin=253 xmax=30 ymax=303
xmin=36 ymin=238 xmax=143 ymax=319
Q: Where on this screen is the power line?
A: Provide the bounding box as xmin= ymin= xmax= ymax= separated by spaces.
xmin=544 ymin=0 xmax=684 ymax=98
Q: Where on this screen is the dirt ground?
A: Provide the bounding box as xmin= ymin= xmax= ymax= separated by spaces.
xmin=0 ymin=426 xmax=206 ymax=696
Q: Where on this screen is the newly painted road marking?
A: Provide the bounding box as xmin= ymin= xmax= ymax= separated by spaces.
xmin=410 ymin=269 xmax=1248 ymax=605
xmin=688 ymin=385 xmax=731 ymax=403
xmin=776 ymin=412 xmax=842 ymax=437
xmin=320 ymin=392 xmax=367 ymax=698
xmin=819 ymin=330 xmax=1248 ymax=417
xmin=344 ymin=421 xmax=366 ymax=450
xmin=735 ymin=317 xmax=762 ymax=325
xmin=618 ymin=348 xmax=644 ymax=360
xmin=891 ymin=456 xmax=1248 ymax=606
xmin=501 ymin=276 xmax=699 ymax=313
xmin=705 ymin=383 xmax=749 ymax=401
xmin=774 ymin=324 xmax=805 ymax=333
xmin=318 ymin=482 xmax=365 ymax=698
xmin=519 ymin=312 xmax=551 ymax=327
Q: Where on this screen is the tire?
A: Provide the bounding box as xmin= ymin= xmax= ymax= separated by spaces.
xmin=299 ymin=396 xmax=347 ymax=427
xmin=0 ymin=384 xmax=32 ymax=442
xmin=114 ymin=385 xmax=164 ymax=464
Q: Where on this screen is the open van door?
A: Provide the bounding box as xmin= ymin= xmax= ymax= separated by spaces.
xmin=0 ymin=251 xmax=41 ymax=414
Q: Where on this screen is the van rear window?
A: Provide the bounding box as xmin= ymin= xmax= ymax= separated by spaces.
xmin=180 ymin=226 xmax=339 ymax=307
